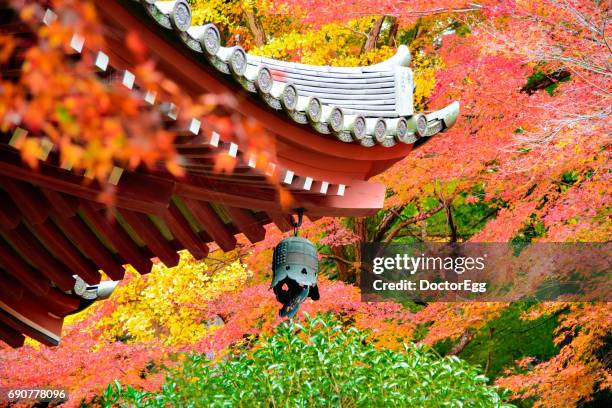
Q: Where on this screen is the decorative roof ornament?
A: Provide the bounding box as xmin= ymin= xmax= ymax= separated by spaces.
xmin=329 ymin=107 xmax=344 ymax=133
xmin=135 ymin=0 xmax=460 ymax=147
xmin=169 ymin=0 xmax=191 ymax=31
xmin=255 ymin=68 xmax=273 ymax=94
xmin=70 ymin=275 xmax=120 ymax=315
xmin=199 ymin=24 xmax=221 ymax=55
xmin=307 ymin=98 xmax=322 ymax=122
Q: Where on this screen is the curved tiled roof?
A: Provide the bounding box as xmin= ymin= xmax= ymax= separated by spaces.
xmin=135 ymin=0 xmax=460 ymax=148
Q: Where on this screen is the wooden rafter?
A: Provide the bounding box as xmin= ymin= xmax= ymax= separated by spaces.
xmin=225 ymin=207 xmax=267 ymax=244
xmin=0 ymin=238 xmax=49 ymax=296
xmin=0 ymin=320 xmax=25 ymax=348
xmin=79 ymin=201 xmax=153 ymax=275
xmin=52 ymin=215 xmax=125 ymax=281
xmin=41 ymin=188 xmax=80 ymax=217
xmin=30 ymin=220 xmax=101 ymax=285
xmin=0 ymin=189 xmax=22 ymax=230
xmin=0 ymin=270 xmax=24 ymax=302
xmin=40 ymin=288 xmax=81 ymax=317
xmin=268 ymin=212 xmax=293 ymax=232
xmin=3 ymin=224 xmax=74 ymax=291
xmin=0 ymin=176 xmax=49 ymax=225
xmin=118 ymin=209 xmax=180 ymax=267
xmin=182 ymin=198 xmax=237 ymax=252
xmin=162 ymin=201 xmax=209 ymax=260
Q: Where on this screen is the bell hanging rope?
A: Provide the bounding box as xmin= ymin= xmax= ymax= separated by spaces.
xmin=271 ymin=209 xmax=320 ymax=318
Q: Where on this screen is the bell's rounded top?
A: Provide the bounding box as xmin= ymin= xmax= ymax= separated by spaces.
xmin=271 ymin=236 xmax=318 ymax=288
xmin=277 ymin=235 xmax=316 ymax=247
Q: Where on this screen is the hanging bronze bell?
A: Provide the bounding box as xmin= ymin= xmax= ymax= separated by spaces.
xmin=271 ymin=235 xmax=320 ymax=318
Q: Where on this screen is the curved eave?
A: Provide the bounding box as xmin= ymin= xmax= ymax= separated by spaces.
xmin=98 ymin=1 xmax=458 ymax=164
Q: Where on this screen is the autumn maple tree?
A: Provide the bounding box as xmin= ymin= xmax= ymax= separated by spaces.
xmin=240 ymin=1 xmax=611 ymax=405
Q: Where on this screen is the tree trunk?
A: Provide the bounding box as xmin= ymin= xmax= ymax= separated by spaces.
xmin=419 ymin=219 xmax=428 ymax=241
xmin=372 ymin=208 xmax=399 ymax=242
xmin=484 ymin=327 xmax=495 ymax=375
xmin=353 ymin=217 xmax=367 ymax=284
xmin=363 ymin=16 xmax=386 ymax=53
xmin=387 ymin=16 xmax=399 ymax=46
xmin=332 ymin=246 xmax=351 ymax=282
xmin=437 ymin=191 xmax=458 ymax=243
xmin=445 ymin=201 xmax=458 ymax=243
xmin=244 ymin=9 xmax=266 ymax=47
xmin=448 ymin=329 xmax=474 ymax=355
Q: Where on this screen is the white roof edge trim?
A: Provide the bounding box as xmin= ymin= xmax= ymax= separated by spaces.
xmin=135 ymin=0 xmax=459 ymax=148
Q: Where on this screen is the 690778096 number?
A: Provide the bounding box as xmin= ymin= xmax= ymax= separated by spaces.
xmin=0 ymin=387 xmax=68 ymax=403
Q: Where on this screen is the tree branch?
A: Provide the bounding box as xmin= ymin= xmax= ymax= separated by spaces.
xmin=448 ymin=329 xmax=475 ymax=355
xmin=244 ymin=8 xmax=266 ymax=47
xmin=387 ymin=16 xmax=399 ymax=46
xmin=521 ymin=68 xmax=571 ymax=95
xmin=342 ymin=25 xmax=368 ymax=38
xmin=383 ymin=203 xmax=445 ymax=243
xmin=372 ymin=205 xmax=402 ymax=242
xmin=397 ymin=6 xmax=483 ymax=17
xmin=320 ymin=253 xmax=353 ymax=265
xmin=363 ymin=15 xmax=386 ymax=53
xmin=444 ymin=199 xmax=458 ymax=242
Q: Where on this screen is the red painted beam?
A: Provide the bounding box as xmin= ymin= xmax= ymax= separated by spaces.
xmin=0 ymin=189 xmax=21 ymax=230
xmin=0 ymin=268 xmax=78 ymax=318
xmin=0 ymin=270 xmax=24 ymax=302
xmin=0 ymin=177 xmax=49 ymax=225
xmin=118 ymin=209 xmax=180 ymax=267
xmin=0 ymin=271 xmax=66 ymax=346
xmin=290 ymin=180 xmax=386 ymax=217
xmin=41 ymin=288 xmax=81 ymax=318
xmin=176 ymin=175 xmax=384 ymax=217
xmin=177 ymin=174 xmax=319 ymax=214
xmin=4 ymin=224 xmax=74 ymax=291
xmin=162 ymin=201 xmax=209 ymax=260
xmin=0 ymin=238 xmax=49 ymax=296
xmin=197 ymin=228 xmax=214 ymax=243
xmin=267 ymin=212 xmax=293 ymax=232
xmin=1 ymin=145 xmax=384 ymax=220
xmin=225 ymin=207 xmax=266 ymax=244
xmin=182 ymin=198 xmax=237 ymax=252
xmin=0 ymin=147 xmax=174 ymax=215
xmin=174 ymin=176 xmax=278 ymax=210
xmin=52 ymin=215 xmax=125 ymax=281
xmin=0 ymin=320 xmax=25 ymax=348
xmin=0 ymin=295 xmax=63 ymax=347
xmin=41 ymin=188 xmax=79 ymax=218
xmin=33 ymin=220 xmax=102 ymax=285
xmin=79 ymin=201 xmax=153 ymax=275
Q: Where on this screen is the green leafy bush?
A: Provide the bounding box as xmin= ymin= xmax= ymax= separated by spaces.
xmin=102 ymin=314 xmax=513 ymax=408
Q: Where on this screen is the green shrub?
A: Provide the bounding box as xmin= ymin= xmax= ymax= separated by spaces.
xmin=102 ymin=314 xmax=513 ymax=408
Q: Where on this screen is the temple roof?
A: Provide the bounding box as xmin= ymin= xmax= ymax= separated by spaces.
xmin=0 ymin=1 xmax=460 ymax=348
xmin=129 ymin=0 xmax=459 ymax=147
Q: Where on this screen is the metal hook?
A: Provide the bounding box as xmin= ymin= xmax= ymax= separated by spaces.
xmin=290 ymin=208 xmax=304 ymax=236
